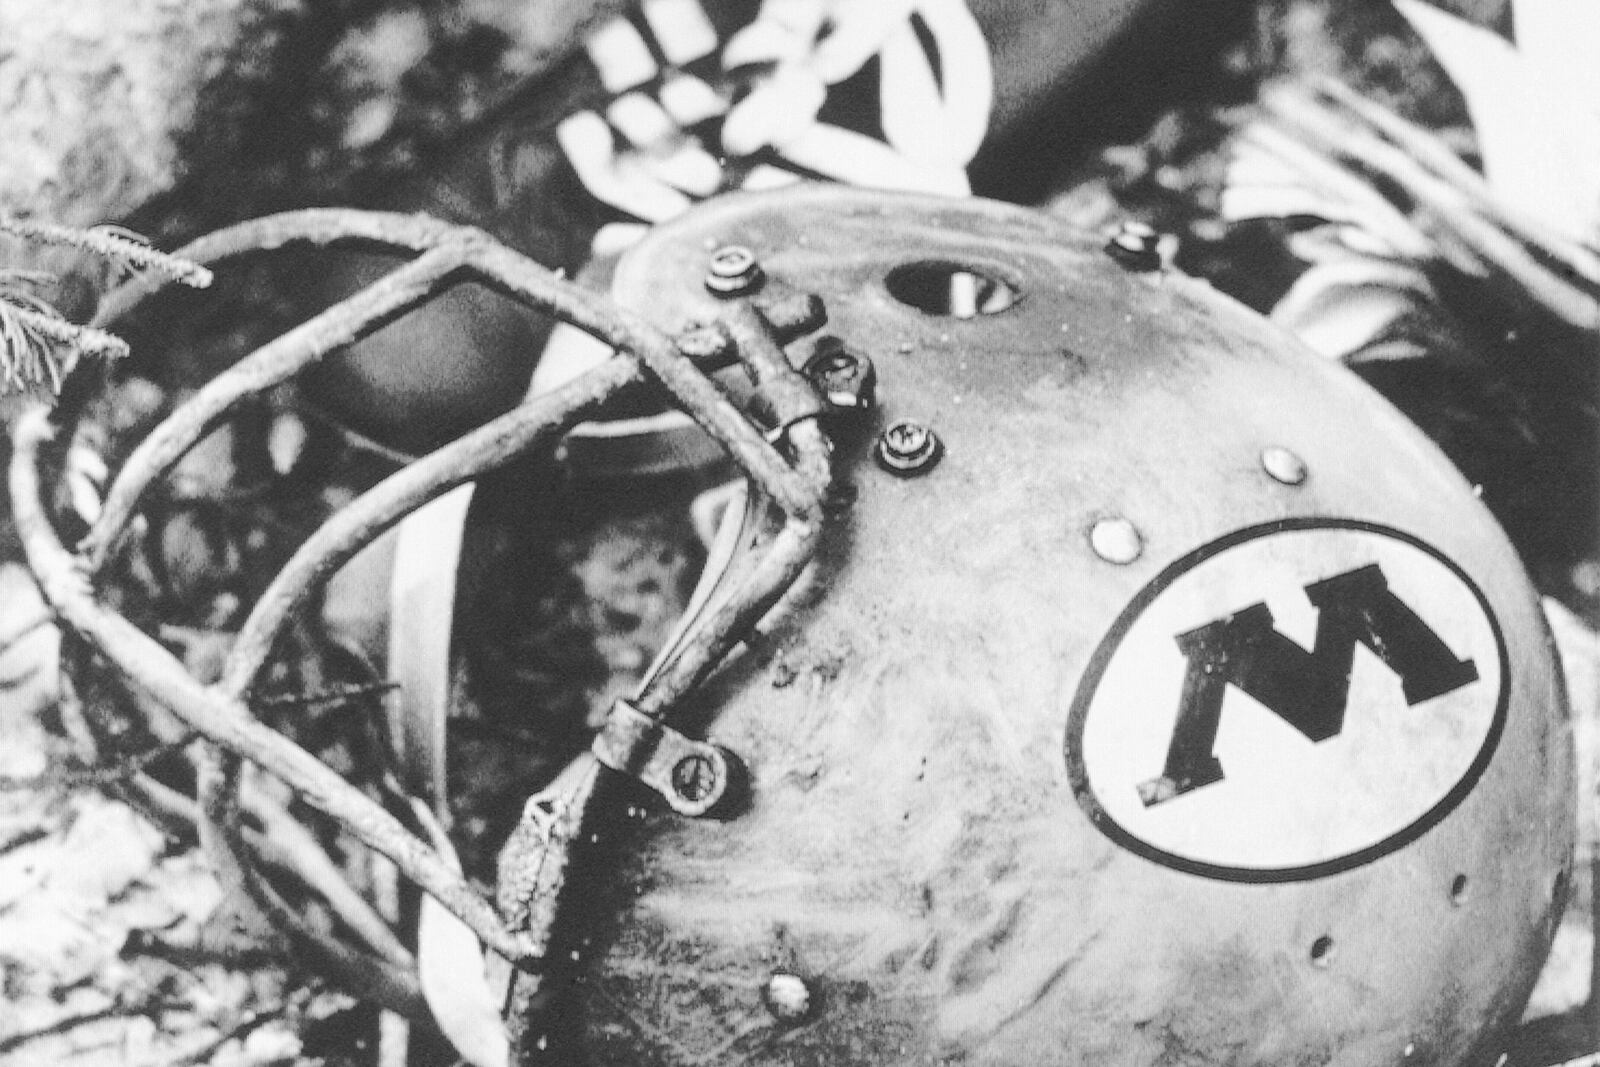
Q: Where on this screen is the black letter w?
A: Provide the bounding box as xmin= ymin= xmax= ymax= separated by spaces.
xmin=1137 ymin=564 xmax=1478 ymax=808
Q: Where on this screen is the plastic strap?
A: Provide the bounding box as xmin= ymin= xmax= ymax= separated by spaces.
xmin=387 ymin=483 xmax=474 ymax=813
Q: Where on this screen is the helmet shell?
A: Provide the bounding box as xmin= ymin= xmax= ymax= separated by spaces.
xmin=570 ymin=187 xmax=1573 ymax=1066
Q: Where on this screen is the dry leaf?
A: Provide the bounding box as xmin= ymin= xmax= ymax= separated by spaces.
xmin=1271 ymin=252 xmax=1436 ymax=359
xmin=1223 ymin=123 xmax=1433 ymax=259
xmin=1394 ymin=0 xmax=1600 ymax=241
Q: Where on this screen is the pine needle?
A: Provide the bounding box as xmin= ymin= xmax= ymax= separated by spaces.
xmin=0 ymin=218 xmax=189 ymax=395
xmin=0 ymin=216 xmax=213 ymax=289
xmin=0 ymin=298 xmax=129 ymax=394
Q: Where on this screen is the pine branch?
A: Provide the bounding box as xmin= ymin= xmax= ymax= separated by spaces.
xmin=0 ymin=216 xmax=213 ymax=289
xmin=1 ymin=276 xmax=128 ymax=395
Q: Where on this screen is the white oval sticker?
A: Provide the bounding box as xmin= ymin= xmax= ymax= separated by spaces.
xmin=1066 ymin=520 xmax=1506 ymax=882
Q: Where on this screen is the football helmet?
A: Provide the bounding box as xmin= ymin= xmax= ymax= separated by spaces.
xmin=14 ymin=185 xmax=1572 ymax=1067
xmin=504 ymin=186 xmax=1576 ymax=1066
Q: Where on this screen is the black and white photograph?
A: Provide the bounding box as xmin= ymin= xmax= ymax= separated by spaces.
xmin=0 ymin=1 xmax=1596 ymax=1064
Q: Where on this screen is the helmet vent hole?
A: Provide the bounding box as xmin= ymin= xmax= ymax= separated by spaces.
xmin=885 ymin=261 xmax=1019 ymax=319
xmin=1309 ymin=935 xmax=1334 ymax=967
xmin=1450 ymin=874 xmax=1470 ymax=906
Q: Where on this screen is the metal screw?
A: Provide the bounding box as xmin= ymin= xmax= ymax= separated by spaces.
xmin=705 ymin=245 xmax=764 ymax=297
xmin=804 ymin=339 xmax=877 ymax=412
xmin=671 ymin=753 xmax=720 ymax=804
xmin=1089 ymin=517 xmax=1143 ymax=564
xmin=1105 ymin=221 xmax=1162 ymax=271
xmin=875 ymin=419 xmax=942 ymax=477
xmin=763 ymin=972 xmax=813 ymax=1023
xmin=1261 ymin=446 xmax=1308 ymax=486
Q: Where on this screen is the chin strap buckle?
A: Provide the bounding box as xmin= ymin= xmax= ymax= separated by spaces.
xmin=592 ymin=699 xmax=744 ymax=818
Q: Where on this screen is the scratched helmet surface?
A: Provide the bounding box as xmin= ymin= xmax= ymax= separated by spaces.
xmin=546 ymin=186 xmax=1574 ymax=1066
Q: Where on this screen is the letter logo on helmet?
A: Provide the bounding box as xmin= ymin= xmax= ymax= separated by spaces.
xmin=1067 ymin=519 xmax=1508 ymax=882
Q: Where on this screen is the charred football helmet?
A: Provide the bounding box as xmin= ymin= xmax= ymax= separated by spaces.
xmin=15 ymin=185 xmax=1571 ymax=1067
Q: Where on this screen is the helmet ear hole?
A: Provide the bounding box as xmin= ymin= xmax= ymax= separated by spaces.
xmin=1309 ymin=936 xmax=1335 ymax=967
xmin=1450 ymin=874 xmax=1470 ymax=906
xmin=884 ymin=260 xmax=1019 ymax=318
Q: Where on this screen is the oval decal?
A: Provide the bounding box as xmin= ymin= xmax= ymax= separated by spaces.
xmin=1066 ymin=519 xmax=1507 ymax=882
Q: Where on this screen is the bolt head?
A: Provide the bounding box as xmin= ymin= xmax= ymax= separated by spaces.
xmin=762 ymin=973 xmax=813 ymax=1023
xmin=709 ymin=245 xmax=755 ymax=277
xmin=705 ymin=245 xmax=763 ymax=296
xmin=1090 ymin=516 xmax=1143 ymax=564
xmin=804 ymin=341 xmax=877 ymax=412
xmin=1106 ymin=221 xmax=1162 ymax=271
xmin=670 ymin=753 xmax=720 ymax=804
xmin=1261 ymin=446 xmax=1308 ymax=486
xmin=875 ymin=419 xmax=942 ymax=477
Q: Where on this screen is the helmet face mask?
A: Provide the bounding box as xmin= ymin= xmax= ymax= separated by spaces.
xmin=17 ymin=185 xmax=1572 ymax=1067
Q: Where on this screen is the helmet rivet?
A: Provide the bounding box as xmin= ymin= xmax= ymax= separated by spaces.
xmin=1309 ymin=935 xmax=1334 ymax=967
xmin=670 ymin=753 xmax=720 ymax=804
xmin=705 ymin=245 xmax=763 ymax=297
xmin=875 ymin=419 xmax=942 ymax=477
xmin=1450 ymin=873 xmax=1470 ymax=906
xmin=1105 ymin=221 xmax=1162 ymax=271
xmin=1090 ymin=517 xmax=1143 ymax=565
xmin=763 ymin=972 xmax=813 ymax=1023
xmin=1403 ymin=1043 xmax=1417 ymax=1058
xmin=1261 ymin=446 xmax=1308 ymax=486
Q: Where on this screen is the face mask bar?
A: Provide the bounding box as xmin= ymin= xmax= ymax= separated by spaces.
xmin=7 ymin=207 xmax=835 ymax=1017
